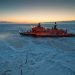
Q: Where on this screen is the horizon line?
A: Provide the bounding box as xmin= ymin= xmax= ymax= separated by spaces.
xmin=0 ymin=20 xmax=75 ymax=24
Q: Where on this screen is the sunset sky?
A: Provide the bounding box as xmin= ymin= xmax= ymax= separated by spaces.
xmin=0 ymin=0 xmax=75 ymax=23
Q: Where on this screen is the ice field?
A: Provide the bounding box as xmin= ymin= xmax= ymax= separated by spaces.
xmin=0 ymin=23 xmax=75 ymax=75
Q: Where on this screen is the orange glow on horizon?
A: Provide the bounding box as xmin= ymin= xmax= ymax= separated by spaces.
xmin=0 ymin=15 xmax=75 ymax=23
xmin=0 ymin=4 xmax=75 ymax=24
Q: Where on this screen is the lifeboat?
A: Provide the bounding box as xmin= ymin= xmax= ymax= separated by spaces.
xmin=20 ymin=22 xmax=75 ymax=37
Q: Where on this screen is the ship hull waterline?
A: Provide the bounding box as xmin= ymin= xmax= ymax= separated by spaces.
xmin=20 ymin=32 xmax=75 ymax=37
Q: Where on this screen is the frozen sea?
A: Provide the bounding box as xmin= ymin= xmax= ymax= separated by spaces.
xmin=0 ymin=23 xmax=75 ymax=75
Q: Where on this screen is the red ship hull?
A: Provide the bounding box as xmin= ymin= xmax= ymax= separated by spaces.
xmin=20 ymin=23 xmax=75 ymax=37
xmin=20 ymin=32 xmax=75 ymax=37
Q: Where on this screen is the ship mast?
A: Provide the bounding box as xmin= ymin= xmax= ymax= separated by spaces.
xmin=54 ymin=22 xmax=57 ymax=29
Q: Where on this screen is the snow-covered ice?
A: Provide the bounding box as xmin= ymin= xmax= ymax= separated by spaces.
xmin=0 ymin=23 xmax=75 ymax=75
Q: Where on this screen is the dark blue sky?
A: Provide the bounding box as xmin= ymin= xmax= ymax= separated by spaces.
xmin=0 ymin=0 xmax=75 ymax=23
xmin=0 ymin=0 xmax=75 ymax=8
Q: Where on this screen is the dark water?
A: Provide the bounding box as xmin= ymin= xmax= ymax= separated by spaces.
xmin=0 ymin=23 xmax=75 ymax=75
